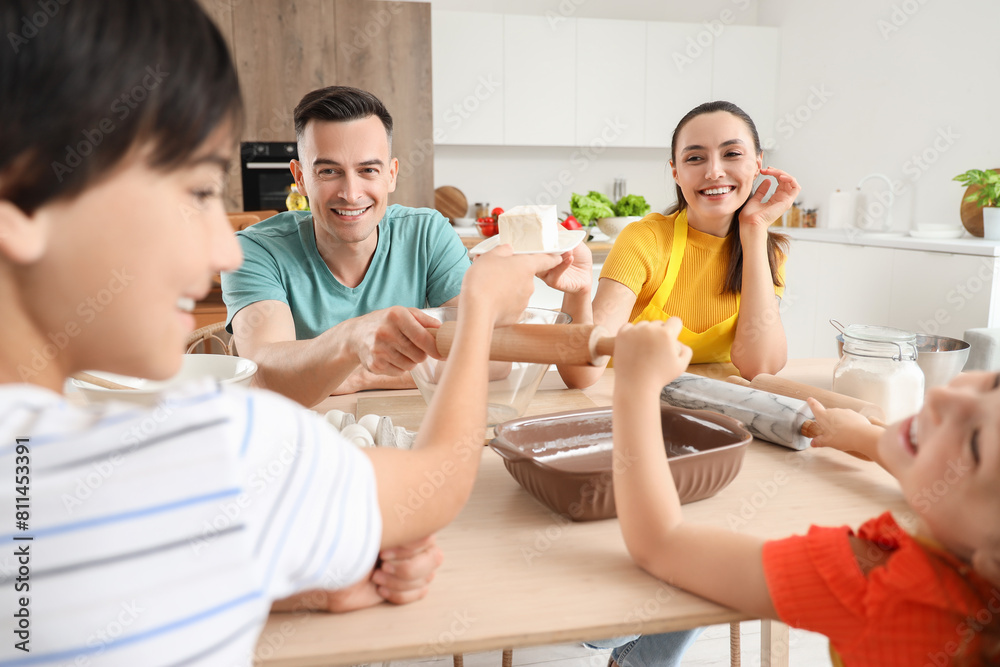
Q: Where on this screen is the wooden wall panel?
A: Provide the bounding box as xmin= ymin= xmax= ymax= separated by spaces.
xmin=333 ymin=1 xmax=434 ymax=209
xmin=197 ymin=0 xmax=433 ymax=211
xmin=232 ymin=0 xmax=337 ymax=142
xmin=196 ymin=0 xmax=242 ymax=212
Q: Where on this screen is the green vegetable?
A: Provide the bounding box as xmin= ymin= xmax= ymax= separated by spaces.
xmin=570 ymin=192 xmax=614 ymax=225
xmin=613 ymin=194 xmax=651 ymax=217
xmin=586 ymin=190 xmax=615 ymax=209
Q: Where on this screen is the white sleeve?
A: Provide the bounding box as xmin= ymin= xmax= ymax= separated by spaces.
xmin=231 ymin=388 xmax=382 ymax=601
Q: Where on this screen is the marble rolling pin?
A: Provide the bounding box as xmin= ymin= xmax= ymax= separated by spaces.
xmin=724 ymin=374 xmax=886 ymax=423
xmin=429 ymin=322 xmax=615 ymax=366
xmin=660 ymin=373 xmax=820 ymax=450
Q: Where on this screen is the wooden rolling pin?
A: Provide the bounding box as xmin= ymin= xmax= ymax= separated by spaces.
xmin=428 ymin=322 xmax=616 ymax=366
xmin=724 ymin=374 xmax=886 ymax=423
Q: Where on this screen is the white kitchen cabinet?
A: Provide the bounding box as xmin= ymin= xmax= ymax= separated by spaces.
xmin=781 ymin=231 xmax=1000 ymax=359
xmin=574 ymin=18 xmax=647 ymax=148
xmin=644 ymin=22 xmax=714 ymax=148
xmin=503 ymin=15 xmax=576 ymax=146
xmin=432 ymin=11 xmax=505 ymax=145
xmin=431 ymin=12 xmax=778 ymax=150
xmin=710 ymin=25 xmax=779 ymax=149
xmin=888 ymin=249 xmax=1000 ymax=341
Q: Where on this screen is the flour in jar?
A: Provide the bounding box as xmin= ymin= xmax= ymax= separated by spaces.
xmin=832 ymin=358 xmax=923 ymax=423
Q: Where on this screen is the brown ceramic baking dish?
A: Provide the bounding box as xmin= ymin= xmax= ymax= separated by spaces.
xmin=489 ymin=405 xmax=752 ymax=521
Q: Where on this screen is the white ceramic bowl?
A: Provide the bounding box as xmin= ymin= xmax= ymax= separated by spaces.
xmin=411 ymin=307 xmax=570 ymax=425
xmin=452 ymin=217 xmax=476 ymax=228
xmin=70 ymin=354 xmax=258 ymax=407
xmin=596 ymin=216 xmax=641 ymax=241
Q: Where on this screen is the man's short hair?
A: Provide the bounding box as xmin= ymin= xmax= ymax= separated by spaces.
xmin=293 ymin=86 xmax=393 ymax=153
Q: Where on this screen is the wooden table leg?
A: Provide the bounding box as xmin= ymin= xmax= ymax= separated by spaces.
xmin=730 ymin=621 xmax=741 ymax=666
xmin=760 ymin=620 xmax=789 ymax=667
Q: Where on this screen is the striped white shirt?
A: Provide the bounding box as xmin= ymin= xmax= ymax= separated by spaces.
xmin=0 ymin=381 xmax=381 ymax=666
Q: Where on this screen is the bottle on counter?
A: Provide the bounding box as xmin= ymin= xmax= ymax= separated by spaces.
xmin=832 ymin=324 xmax=924 ymax=422
xmin=803 ymin=208 xmax=818 ymax=228
xmin=286 ymin=184 xmax=309 ymax=211
xmin=786 ymin=201 xmax=802 ymax=228
xmin=474 ymin=202 xmax=491 ymax=220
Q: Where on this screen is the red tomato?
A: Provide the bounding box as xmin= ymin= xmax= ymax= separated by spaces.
xmin=476 ymin=217 xmax=498 ymax=237
xmin=561 ymin=215 xmax=583 ymax=230
xmin=491 ymin=207 xmax=504 ymax=218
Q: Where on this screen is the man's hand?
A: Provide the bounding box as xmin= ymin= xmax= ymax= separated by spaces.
xmin=270 ymin=536 xmax=445 ymax=613
xmin=346 ymin=306 xmax=444 ymax=376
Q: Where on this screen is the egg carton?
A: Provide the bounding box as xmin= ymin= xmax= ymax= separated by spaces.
xmin=324 ymin=409 xmax=416 ymax=450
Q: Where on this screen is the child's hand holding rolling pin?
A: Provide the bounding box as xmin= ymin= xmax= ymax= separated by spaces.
xmin=613 ymin=319 xmax=693 ymax=394
xmin=806 ymin=398 xmax=886 ymax=467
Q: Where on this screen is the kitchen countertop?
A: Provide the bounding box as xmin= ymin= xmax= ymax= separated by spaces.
xmin=780 ymin=227 xmax=1000 ymax=256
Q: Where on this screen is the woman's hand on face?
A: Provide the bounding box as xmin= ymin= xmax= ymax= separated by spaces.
xmin=739 ymin=166 xmax=801 ymax=232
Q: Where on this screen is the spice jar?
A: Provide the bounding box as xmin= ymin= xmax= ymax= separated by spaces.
xmin=832 ymin=325 xmax=924 ymax=422
xmin=474 ymin=202 xmax=490 ymax=219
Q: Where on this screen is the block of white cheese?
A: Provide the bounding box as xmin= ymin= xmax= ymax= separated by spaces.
xmin=498 ymin=205 xmax=560 ymax=252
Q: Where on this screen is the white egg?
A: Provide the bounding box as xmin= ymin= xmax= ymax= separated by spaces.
xmin=324 ymin=409 xmax=348 ymax=430
xmin=339 ymin=423 xmax=375 ymax=448
xmin=357 ymin=413 xmax=381 ymax=439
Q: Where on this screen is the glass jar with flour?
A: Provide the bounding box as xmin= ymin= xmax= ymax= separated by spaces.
xmin=832 ymin=325 xmax=924 ymax=422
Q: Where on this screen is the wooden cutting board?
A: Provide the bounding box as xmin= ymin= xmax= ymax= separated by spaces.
xmin=434 ymin=185 xmax=468 ymax=222
xmin=357 ymin=389 xmax=599 ymax=435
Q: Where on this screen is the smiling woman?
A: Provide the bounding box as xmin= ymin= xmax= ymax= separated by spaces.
xmin=549 ymin=101 xmax=801 ymax=399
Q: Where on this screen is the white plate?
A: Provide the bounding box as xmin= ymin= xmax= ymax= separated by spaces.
xmin=909 ymin=228 xmax=966 ymax=239
xmin=468 ymin=229 xmax=587 ymax=256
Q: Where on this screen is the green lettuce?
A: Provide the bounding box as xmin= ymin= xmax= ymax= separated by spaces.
xmin=613 ymin=194 xmax=651 ymax=217
xmin=587 ymin=190 xmax=615 ymax=209
xmin=570 ymin=192 xmax=615 ymax=225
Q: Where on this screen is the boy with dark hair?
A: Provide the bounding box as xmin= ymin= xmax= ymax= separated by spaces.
xmin=0 ymin=1 xmax=560 ymax=662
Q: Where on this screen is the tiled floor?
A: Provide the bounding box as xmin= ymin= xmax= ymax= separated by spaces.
xmin=366 ymin=622 xmax=833 ymax=666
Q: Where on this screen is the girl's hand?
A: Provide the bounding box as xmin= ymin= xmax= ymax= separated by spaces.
xmin=739 ymin=166 xmax=801 ymax=232
xmin=806 ymin=398 xmax=881 ymax=456
xmin=614 ymin=318 xmax=692 ymax=391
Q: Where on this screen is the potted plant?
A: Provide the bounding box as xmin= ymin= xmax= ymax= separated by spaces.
xmin=954 ymin=169 xmax=1000 ymax=239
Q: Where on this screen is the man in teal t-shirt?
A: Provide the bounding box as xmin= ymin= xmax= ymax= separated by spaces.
xmin=222 ymin=86 xmax=470 ymax=405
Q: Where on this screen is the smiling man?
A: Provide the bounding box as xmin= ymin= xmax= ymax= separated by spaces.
xmin=222 ymin=86 xmax=470 ymax=405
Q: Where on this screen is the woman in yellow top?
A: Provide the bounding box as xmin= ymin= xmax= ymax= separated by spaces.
xmin=547 ymin=101 xmax=801 ymax=388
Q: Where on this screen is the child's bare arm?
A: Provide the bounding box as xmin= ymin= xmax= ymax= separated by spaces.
xmin=806 ymin=398 xmax=886 ymax=468
xmin=365 ymin=248 xmax=562 ymax=548
xmin=612 ymin=319 xmax=779 ymax=620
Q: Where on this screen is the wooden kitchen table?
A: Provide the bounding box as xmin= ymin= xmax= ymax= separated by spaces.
xmin=254 ymin=361 xmax=906 ymax=666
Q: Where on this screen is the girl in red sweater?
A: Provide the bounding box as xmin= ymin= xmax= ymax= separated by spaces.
xmin=612 ymin=318 xmax=1000 ymax=666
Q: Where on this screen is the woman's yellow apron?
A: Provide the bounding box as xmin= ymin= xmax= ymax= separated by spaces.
xmin=631 ymin=210 xmax=739 ymax=364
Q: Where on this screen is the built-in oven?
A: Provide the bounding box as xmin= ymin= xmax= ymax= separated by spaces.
xmin=239 ymin=141 xmax=298 ymax=212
